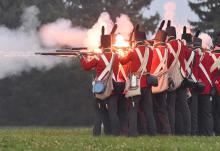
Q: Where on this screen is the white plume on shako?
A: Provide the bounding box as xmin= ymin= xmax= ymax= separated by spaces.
xmin=0 ymin=5 xmax=134 ymax=79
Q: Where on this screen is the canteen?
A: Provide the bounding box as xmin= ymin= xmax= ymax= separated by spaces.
xmin=130 ymin=75 xmax=138 ymax=88
xmin=93 ymin=81 xmax=105 ymax=94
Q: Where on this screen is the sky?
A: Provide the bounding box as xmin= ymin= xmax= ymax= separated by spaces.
xmin=144 ymin=0 xmax=199 ymax=25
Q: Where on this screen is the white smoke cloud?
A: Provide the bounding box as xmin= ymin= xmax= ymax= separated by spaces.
xmin=40 ymin=12 xmax=133 ymax=49
xmin=163 ymin=2 xmax=176 ymax=20
xmin=40 ymin=19 xmax=87 ymax=47
xmin=84 ymin=12 xmax=114 ymax=49
xmin=115 ymin=14 xmax=133 ymax=39
xmin=163 ymin=1 xmax=184 ymax=39
xmin=0 ymin=6 xmax=64 ymax=79
xmin=162 ymin=2 xmax=192 ymax=41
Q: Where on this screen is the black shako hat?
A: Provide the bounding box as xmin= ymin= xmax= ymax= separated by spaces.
xmin=100 ymin=24 xmax=117 ymax=48
xmin=192 ymin=30 xmax=202 ymax=47
xmin=134 ymin=25 xmax=146 ymax=41
xmin=154 ymin=20 xmax=167 ymax=43
xmin=134 ymin=31 xmax=146 ymax=41
xmin=166 ymin=20 xmax=176 ymax=39
xmin=181 ymin=26 xmax=192 ymax=44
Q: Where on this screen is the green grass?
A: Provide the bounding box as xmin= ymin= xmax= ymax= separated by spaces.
xmin=0 ymin=128 xmax=219 ymax=151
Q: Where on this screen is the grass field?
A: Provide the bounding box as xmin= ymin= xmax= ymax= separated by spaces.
xmin=0 ymin=128 xmax=220 ymax=151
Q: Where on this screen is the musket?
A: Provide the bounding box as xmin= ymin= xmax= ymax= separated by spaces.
xmin=60 ymin=47 xmax=87 ymax=50
xmin=35 ymin=46 xmax=96 ymax=57
xmin=55 ymin=47 xmax=88 ymax=52
xmin=35 ymin=48 xmax=100 ymax=57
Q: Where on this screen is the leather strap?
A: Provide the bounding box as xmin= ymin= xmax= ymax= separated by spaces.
xmin=154 ymin=48 xmax=167 ymax=74
xmin=97 ymin=54 xmax=115 ymax=81
xmin=199 ymin=62 xmax=212 ymax=86
xmin=185 ymin=51 xmax=197 ymax=82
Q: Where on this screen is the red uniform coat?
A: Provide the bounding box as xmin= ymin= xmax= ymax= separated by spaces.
xmin=167 ymin=39 xmax=186 ymax=76
xmin=150 ymin=44 xmax=169 ymax=93
xmin=198 ymin=51 xmax=214 ymax=94
xmin=150 ymin=45 xmax=168 ymax=74
xmin=117 ymin=63 xmax=129 ymax=83
xmin=120 ymin=45 xmax=153 ymax=88
xmin=80 ymin=52 xmax=119 ymax=82
xmin=184 ymin=46 xmax=200 ymax=82
xmin=210 ymin=51 xmax=220 ymax=96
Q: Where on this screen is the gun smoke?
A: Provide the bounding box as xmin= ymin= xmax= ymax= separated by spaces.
xmin=0 ymin=6 xmax=133 ymax=79
xmin=0 ymin=6 xmax=65 ymax=79
xmin=40 ymin=12 xmax=134 ymax=49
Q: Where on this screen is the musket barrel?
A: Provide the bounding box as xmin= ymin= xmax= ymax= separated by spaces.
xmin=63 ymin=47 xmax=88 ymax=50
xmin=35 ymin=51 xmax=97 ymax=57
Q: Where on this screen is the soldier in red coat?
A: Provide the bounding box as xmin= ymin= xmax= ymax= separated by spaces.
xmin=183 ymin=28 xmax=202 ymax=135
xmin=165 ymin=21 xmax=191 ymax=135
xmin=150 ymin=20 xmax=171 ymax=134
xmin=80 ymin=26 xmax=120 ymax=136
xmin=119 ymin=28 xmax=156 ymax=136
xmin=195 ymin=33 xmax=214 ymax=136
xmin=115 ymin=53 xmax=129 ymax=136
xmin=211 ymin=33 xmax=220 ymax=135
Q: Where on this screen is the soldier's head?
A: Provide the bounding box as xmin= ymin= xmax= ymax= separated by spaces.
xmin=134 ymin=31 xmax=146 ymax=42
xmin=132 ymin=24 xmax=146 ymax=46
xmin=134 ymin=31 xmax=146 ymax=46
xmin=192 ymin=30 xmax=202 ymax=48
xmin=166 ymin=20 xmax=176 ymax=40
xmin=181 ymin=26 xmax=192 ymax=45
xmin=100 ymin=26 xmax=111 ymax=49
xmin=100 ymin=24 xmax=117 ymax=49
xmin=100 ymin=35 xmax=112 ymax=49
xmin=154 ymin=20 xmax=167 ymax=46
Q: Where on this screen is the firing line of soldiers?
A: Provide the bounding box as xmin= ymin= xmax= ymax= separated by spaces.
xmin=55 ymin=19 xmax=220 ymax=137
xmin=79 ymin=20 xmax=220 ymax=136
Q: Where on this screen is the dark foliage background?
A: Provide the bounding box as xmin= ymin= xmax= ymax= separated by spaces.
xmin=188 ymin=0 xmax=220 ymax=39
xmin=0 ymin=62 xmax=95 ymax=126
